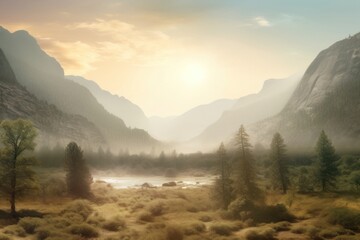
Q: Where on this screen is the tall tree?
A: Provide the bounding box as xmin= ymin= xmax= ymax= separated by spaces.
xmin=234 ymin=125 xmax=262 ymax=201
xmin=315 ymin=130 xmax=339 ymax=191
xmin=213 ymin=142 xmax=233 ymax=209
xmin=0 ymin=119 xmax=37 ymax=216
xmin=270 ymin=133 xmax=289 ymax=194
xmin=65 ymin=142 xmax=92 ymax=198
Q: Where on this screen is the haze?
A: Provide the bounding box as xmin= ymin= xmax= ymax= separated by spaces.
xmin=1 ymin=0 xmax=359 ymax=116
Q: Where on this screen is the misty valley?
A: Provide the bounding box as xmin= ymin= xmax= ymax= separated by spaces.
xmin=0 ymin=3 xmax=360 ymax=240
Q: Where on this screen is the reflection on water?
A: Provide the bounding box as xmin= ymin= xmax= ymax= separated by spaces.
xmin=94 ymin=175 xmax=216 ymax=189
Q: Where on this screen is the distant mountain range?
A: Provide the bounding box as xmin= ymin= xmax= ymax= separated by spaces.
xmin=0 ymin=49 xmax=104 ymax=146
xmin=251 ymin=33 xmax=360 ymax=149
xmin=67 ymin=75 xmax=149 ymax=130
xmin=0 ymin=26 xmax=158 ymax=152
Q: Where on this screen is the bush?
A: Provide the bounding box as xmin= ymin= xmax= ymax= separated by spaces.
xmin=199 ymin=215 xmax=212 ymax=222
xmin=243 ymin=227 xmax=275 ymax=240
xmin=210 ymin=223 xmax=233 ymax=236
xmin=252 ymin=204 xmax=295 ymax=223
xmin=166 ymin=225 xmax=183 ymax=240
xmin=319 ymin=229 xmax=339 ymax=239
xmin=148 ymin=201 xmax=165 ymax=216
xmin=327 ymin=207 xmax=360 ymax=231
xmin=0 ymin=234 xmax=10 ymax=240
xmin=61 ymin=212 xmax=84 ymax=224
xmin=268 ymin=221 xmax=291 ymax=232
xmin=228 ymin=198 xmax=255 ymax=220
xmin=62 ymin=200 xmax=93 ymax=220
xmin=102 ymin=216 xmax=126 ymax=231
xmin=68 ymin=223 xmax=99 ymax=238
xmin=3 ymin=225 xmax=27 ymax=237
xmin=18 ymin=217 xmax=45 ymax=234
xmin=138 ymin=211 xmax=154 ymax=222
xmin=183 ymin=222 xmax=206 ymax=235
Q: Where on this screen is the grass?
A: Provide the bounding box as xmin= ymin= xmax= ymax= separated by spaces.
xmin=0 ymin=180 xmax=360 ymax=239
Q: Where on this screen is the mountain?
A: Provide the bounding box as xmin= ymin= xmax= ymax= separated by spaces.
xmin=0 ymin=26 xmax=158 ymax=151
xmin=148 ymin=98 xmax=237 ymax=141
xmin=67 ymin=75 xmax=148 ymax=130
xmin=184 ymin=76 xmax=300 ymax=151
xmin=252 ymin=33 xmax=360 ymax=149
xmin=0 ymin=48 xmax=104 ymax=146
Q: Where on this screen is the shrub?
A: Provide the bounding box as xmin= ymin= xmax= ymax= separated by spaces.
xmin=166 ymin=225 xmax=184 ymax=240
xmin=252 ymin=204 xmax=295 ymax=223
xmin=319 ymin=229 xmax=339 ymax=239
xmin=62 ymin=212 xmax=84 ymax=224
xmin=327 ymin=207 xmax=360 ymax=231
xmin=290 ymin=226 xmax=307 ymax=234
xmin=68 ymin=223 xmax=99 ymax=238
xmin=148 ymin=201 xmax=165 ymax=216
xmin=199 ymin=215 xmax=212 ymax=222
xmin=62 ymin=200 xmax=93 ymax=220
xmin=138 ymin=211 xmax=154 ymax=222
xmin=210 ymin=223 xmax=233 ymax=236
xmin=36 ymin=226 xmax=58 ymax=240
xmin=228 ymin=198 xmax=255 ymax=220
xmin=45 ymin=216 xmax=72 ymax=229
xmin=243 ymin=227 xmax=276 ymax=240
xmin=0 ymin=234 xmax=10 ymax=240
xmin=183 ymin=222 xmax=206 ymax=235
xmin=3 ymin=225 xmax=27 ymax=237
xmin=18 ymin=217 xmax=45 ymax=234
xmin=268 ymin=221 xmax=291 ymax=232
xmin=102 ymin=216 xmax=126 ymax=231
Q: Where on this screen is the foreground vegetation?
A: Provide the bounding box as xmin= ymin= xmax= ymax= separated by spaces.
xmin=0 ymin=181 xmax=359 ymax=240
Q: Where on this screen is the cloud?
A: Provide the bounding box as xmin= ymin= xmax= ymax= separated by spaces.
xmin=39 ymin=39 xmax=101 ymax=75
xmin=254 ymin=16 xmax=271 ymax=27
xmin=68 ymin=18 xmax=180 ymax=65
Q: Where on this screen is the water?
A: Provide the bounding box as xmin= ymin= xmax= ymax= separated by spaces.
xmin=94 ymin=175 xmax=216 ymax=189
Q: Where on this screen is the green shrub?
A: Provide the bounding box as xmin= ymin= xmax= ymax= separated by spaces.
xmin=18 ymin=217 xmax=45 ymax=234
xmin=68 ymin=223 xmax=99 ymax=238
xmin=102 ymin=216 xmax=126 ymax=231
xmin=327 ymin=207 xmax=360 ymax=231
xmin=252 ymin=204 xmax=295 ymax=223
xmin=228 ymin=198 xmax=255 ymax=220
xmin=62 ymin=200 xmax=93 ymax=220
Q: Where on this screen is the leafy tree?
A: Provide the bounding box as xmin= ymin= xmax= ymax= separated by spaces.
xmin=0 ymin=119 xmax=37 ymax=216
xmin=213 ymin=142 xmax=233 ymax=209
xmin=269 ymin=133 xmax=289 ymax=194
xmin=65 ymin=142 xmax=92 ymax=198
xmin=233 ymin=125 xmax=262 ymax=201
xmin=315 ymin=130 xmax=339 ymax=191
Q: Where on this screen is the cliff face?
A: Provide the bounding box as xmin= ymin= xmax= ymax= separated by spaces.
xmin=0 ymin=48 xmax=105 ymax=146
xmin=253 ymin=34 xmax=360 ymax=148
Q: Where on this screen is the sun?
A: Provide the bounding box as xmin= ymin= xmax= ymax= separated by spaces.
xmin=182 ymin=62 xmax=207 ymax=86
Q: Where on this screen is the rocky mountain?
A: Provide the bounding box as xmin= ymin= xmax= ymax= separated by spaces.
xmin=252 ymin=33 xmax=360 ymax=149
xmin=183 ymin=76 xmax=300 ymax=152
xmin=67 ymin=75 xmax=149 ymax=130
xmin=0 ymin=48 xmax=104 ymax=146
xmin=0 ymin=26 xmax=158 ymax=151
xmin=149 ymin=98 xmax=237 ymax=142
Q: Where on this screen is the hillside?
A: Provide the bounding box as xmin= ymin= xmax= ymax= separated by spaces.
xmin=252 ymin=33 xmax=360 ymax=149
xmin=0 ymin=26 xmax=158 ymax=151
xmin=67 ymin=75 xmax=149 ymax=130
xmin=0 ymin=48 xmax=105 ymax=146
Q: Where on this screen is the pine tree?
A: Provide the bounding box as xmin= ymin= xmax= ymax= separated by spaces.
xmin=270 ymin=133 xmax=289 ymax=194
xmin=0 ymin=119 xmax=37 ymax=216
xmin=315 ymin=130 xmax=339 ymax=191
xmin=213 ymin=142 xmax=233 ymax=209
xmin=234 ymin=125 xmax=262 ymax=201
xmin=65 ymin=142 xmax=93 ymax=198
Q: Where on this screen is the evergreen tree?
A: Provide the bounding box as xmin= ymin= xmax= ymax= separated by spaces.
xmin=270 ymin=133 xmax=289 ymax=194
xmin=213 ymin=143 xmax=233 ymax=209
xmin=0 ymin=119 xmax=37 ymax=216
xmin=315 ymin=130 xmax=339 ymax=191
xmin=234 ymin=125 xmax=262 ymax=201
xmin=65 ymin=142 xmax=92 ymax=198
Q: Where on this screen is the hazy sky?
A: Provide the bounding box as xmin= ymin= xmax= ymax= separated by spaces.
xmin=1 ymin=0 xmax=360 ymax=116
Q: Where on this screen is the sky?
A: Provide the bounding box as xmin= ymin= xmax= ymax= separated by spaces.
xmin=0 ymin=0 xmax=360 ymax=117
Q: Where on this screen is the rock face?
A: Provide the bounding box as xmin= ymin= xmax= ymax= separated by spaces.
xmin=0 ymin=49 xmax=105 ymax=146
xmin=67 ymin=75 xmax=149 ymax=130
xmin=253 ymin=33 xmax=360 ymax=148
xmin=0 ymin=26 xmax=159 ymax=151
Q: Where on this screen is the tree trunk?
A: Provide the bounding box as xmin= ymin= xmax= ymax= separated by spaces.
xmin=10 ymin=154 xmax=17 ymax=217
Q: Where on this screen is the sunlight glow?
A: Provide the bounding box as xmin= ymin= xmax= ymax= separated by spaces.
xmin=182 ymin=62 xmax=207 ymax=86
